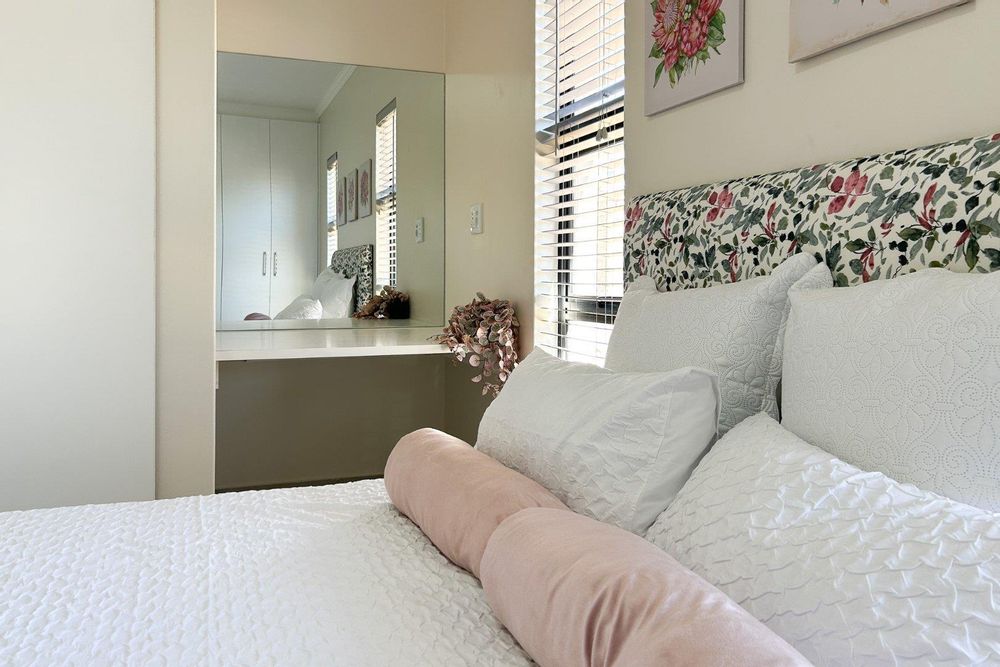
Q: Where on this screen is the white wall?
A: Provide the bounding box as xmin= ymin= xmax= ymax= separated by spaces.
xmin=319 ymin=67 xmax=445 ymax=323
xmin=625 ymin=0 xmax=1000 ymax=198
xmin=0 ymin=1 xmax=156 ymax=510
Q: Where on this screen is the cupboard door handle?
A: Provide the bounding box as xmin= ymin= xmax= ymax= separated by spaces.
xmin=262 ymin=251 xmax=267 ymax=276
xmin=273 ymin=252 xmax=278 ymax=277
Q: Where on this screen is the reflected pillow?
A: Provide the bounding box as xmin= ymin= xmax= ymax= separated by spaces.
xmin=605 ymin=253 xmax=824 ymax=434
xmin=310 ymin=269 xmax=356 ymax=318
xmin=274 ymin=295 xmax=323 ymax=320
xmin=476 ymin=348 xmax=719 ymax=534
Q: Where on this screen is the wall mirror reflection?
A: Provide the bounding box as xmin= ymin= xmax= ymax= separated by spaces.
xmin=216 ymin=53 xmax=445 ymax=330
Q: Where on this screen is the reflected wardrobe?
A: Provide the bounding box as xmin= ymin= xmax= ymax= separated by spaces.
xmin=217 ymin=116 xmax=319 ymax=321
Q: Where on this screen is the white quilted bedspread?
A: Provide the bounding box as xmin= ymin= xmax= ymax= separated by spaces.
xmin=0 ymin=480 xmax=532 ymax=667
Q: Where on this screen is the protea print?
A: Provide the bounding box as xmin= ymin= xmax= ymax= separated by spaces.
xmin=649 ymin=0 xmax=727 ymax=88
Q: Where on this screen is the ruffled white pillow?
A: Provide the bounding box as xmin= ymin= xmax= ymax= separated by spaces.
xmin=646 ymin=413 xmax=1000 ymax=666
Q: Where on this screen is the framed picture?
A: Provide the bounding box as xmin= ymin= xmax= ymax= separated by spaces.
xmin=358 ymin=159 xmax=372 ymax=218
xmin=346 ymin=169 xmax=358 ymax=222
xmin=644 ymin=0 xmax=745 ymax=116
xmin=790 ymin=0 xmax=969 ymax=62
xmin=336 ymin=177 xmax=346 ymax=226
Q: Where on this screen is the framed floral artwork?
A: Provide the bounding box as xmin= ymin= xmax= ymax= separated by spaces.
xmin=346 ymin=169 xmax=358 ymax=222
xmin=358 ymin=159 xmax=372 ymax=218
xmin=645 ymin=0 xmax=745 ymax=116
xmin=790 ymin=0 xmax=969 ymax=62
xmin=336 ymin=177 xmax=346 ymax=226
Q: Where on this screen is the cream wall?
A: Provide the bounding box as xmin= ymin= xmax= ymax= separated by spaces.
xmin=625 ymin=0 xmax=999 ymax=199
xmin=320 ymin=67 xmax=446 ymax=323
xmin=0 ymin=1 xmax=155 ymax=510
xmin=442 ymin=0 xmax=537 ymax=437
xmin=156 ymin=0 xmax=218 ymax=499
xmin=217 ymin=0 xmax=446 ymax=72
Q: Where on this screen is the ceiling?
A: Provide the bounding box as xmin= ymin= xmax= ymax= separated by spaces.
xmin=217 ymin=53 xmax=354 ymax=115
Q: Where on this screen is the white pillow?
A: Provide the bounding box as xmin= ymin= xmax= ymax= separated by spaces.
xmin=475 ymin=348 xmax=720 ymax=534
xmin=274 ymin=295 xmax=323 ymax=320
xmin=646 ymin=413 xmax=1000 ymax=667
xmin=605 ymin=253 xmax=824 ymax=433
xmin=310 ymin=269 xmax=357 ymax=318
xmin=782 ymin=268 xmax=1000 ymax=511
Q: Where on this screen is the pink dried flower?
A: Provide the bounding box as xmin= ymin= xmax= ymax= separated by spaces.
xmin=431 ymin=293 xmax=519 ymax=397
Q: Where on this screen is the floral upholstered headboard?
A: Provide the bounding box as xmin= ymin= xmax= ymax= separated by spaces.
xmin=330 ymin=244 xmax=374 ymax=310
xmin=625 ymin=133 xmax=1000 ymax=290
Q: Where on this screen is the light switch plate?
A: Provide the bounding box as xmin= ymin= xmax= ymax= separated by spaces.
xmin=415 ymin=217 xmax=425 ymax=243
xmin=470 ymin=203 xmax=484 ymax=235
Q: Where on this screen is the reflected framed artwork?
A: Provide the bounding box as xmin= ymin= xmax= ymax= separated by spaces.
xmin=358 ymin=159 xmax=372 ymax=218
xmin=790 ymin=0 xmax=969 ymax=62
xmin=644 ymin=0 xmax=745 ymax=116
xmin=346 ymin=169 xmax=358 ymax=222
xmin=337 ymin=177 xmax=346 ymax=226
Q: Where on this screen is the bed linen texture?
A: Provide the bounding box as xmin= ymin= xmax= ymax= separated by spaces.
xmin=646 ymin=414 xmax=1000 ymax=667
xmin=0 ymin=480 xmax=532 ymax=667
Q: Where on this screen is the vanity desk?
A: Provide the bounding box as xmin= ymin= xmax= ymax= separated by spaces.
xmin=214 ymin=53 xmax=451 ymax=493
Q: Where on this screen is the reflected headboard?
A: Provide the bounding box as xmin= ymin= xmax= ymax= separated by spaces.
xmin=624 ymin=133 xmax=1000 ymax=291
xmin=330 ymin=244 xmax=374 ymax=310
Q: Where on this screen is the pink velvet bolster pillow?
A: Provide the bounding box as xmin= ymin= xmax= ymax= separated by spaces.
xmin=480 ymin=508 xmax=810 ymax=667
xmin=384 ymin=428 xmax=569 ymax=577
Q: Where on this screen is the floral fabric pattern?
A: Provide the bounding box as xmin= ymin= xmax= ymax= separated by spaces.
xmin=330 ymin=244 xmax=374 ymax=312
xmin=625 ymin=133 xmax=1000 ymax=290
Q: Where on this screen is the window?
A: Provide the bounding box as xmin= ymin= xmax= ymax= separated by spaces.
xmin=535 ymin=0 xmax=625 ymax=364
xmin=326 ymin=153 xmax=339 ymax=262
xmin=375 ymin=101 xmax=398 ymax=287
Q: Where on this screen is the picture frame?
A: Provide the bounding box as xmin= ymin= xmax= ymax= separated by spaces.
xmin=346 ymin=169 xmax=358 ymax=222
xmin=644 ymin=0 xmax=745 ymax=116
xmin=789 ymin=0 xmax=969 ymax=62
xmin=358 ymin=159 xmax=372 ymax=218
xmin=336 ymin=177 xmax=346 ymax=226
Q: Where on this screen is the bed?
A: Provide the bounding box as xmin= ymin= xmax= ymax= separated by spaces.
xmin=0 ymin=480 xmax=530 ymax=666
xmin=3 ymin=132 xmax=999 ymax=666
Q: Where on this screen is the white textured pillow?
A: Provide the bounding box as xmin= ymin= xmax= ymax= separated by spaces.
xmin=476 ymin=349 xmax=720 ymax=534
xmin=646 ymin=413 xmax=1000 ymax=667
xmin=606 ymin=253 xmax=824 ymax=433
xmin=310 ymin=269 xmax=357 ymax=318
xmin=782 ymin=268 xmax=1000 ymax=511
xmin=275 ymin=295 xmax=323 ymax=320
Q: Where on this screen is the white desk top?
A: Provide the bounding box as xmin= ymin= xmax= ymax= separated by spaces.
xmin=216 ymin=327 xmax=450 ymax=361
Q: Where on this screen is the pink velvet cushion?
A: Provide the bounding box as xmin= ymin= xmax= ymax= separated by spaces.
xmin=481 ymin=508 xmax=810 ymax=667
xmin=384 ymin=428 xmax=569 ymax=577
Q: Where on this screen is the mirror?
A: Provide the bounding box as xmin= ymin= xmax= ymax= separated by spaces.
xmin=216 ymin=53 xmax=445 ymax=330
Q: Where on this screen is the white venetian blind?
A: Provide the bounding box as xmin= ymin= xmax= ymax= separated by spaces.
xmin=326 ymin=153 xmax=338 ymax=262
xmin=535 ymin=0 xmax=625 ymax=364
xmin=375 ymin=101 xmax=398 ymax=288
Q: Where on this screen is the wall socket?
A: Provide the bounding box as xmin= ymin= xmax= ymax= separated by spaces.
xmin=415 ymin=217 xmax=425 ymax=243
xmin=469 ymin=203 xmax=484 ymax=235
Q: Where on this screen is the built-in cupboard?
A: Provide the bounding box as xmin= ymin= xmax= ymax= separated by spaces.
xmin=217 ymin=115 xmax=318 ymax=321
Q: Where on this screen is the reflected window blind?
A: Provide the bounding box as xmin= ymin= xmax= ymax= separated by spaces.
xmin=535 ymin=0 xmax=625 ymax=364
xmin=376 ymin=101 xmax=398 ymax=288
xmin=326 ymin=153 xmax=338 ymax=261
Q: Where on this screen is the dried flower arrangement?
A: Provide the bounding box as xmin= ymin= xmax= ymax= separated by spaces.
xmin=431 ymin=293 xmax=519 ymax=397
xmin=353 ymin=286 xmax=410 ymax=320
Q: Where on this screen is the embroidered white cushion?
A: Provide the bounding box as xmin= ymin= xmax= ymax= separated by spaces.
xmin=310 ymin=269 xmax=357 ymax=318
xmin=275 ymin=295 xmax=324 ymax=320
xmin=475 ymin=349 xmax=720 ymax=534
xmin=782 ymin=268 xmax=1000 ymax=511
xmin=605 ymin=253 xmax=824 ymax=433
xmin=646 ymin=413 xmax=1000 ymax=667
